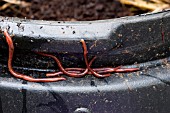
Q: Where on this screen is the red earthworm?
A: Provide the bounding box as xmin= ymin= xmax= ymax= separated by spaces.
xmin=4 ymin=30 xmax=66 ymax=82
xmin=41 ymin=38 xmax=138 ymax=78
xmin=48 ymin=66 xmax=138 ymax=76
xmin=111 ymin=67 xmax=139 ymax=72
xmin=81 ymin=39 xmax=139 ymax=75
xmin=80 ymin=39 xmax=111 ymax=78
xmin=63 ymin=66 xmax=119 ymax=72
xmin=55 ymin=66 xmax=138 ymax=74
xmin=55 ymin=66 xmax=120 ymax=74
xmin=46 ymin=70 xmax=81 ymax=77
xmin=46 ymin=67 xmax=119 ymax=76
xmin=41 ymin=40 xmax=127 ymax=78
xmin=36 ymin=52 xmax=96 ymax=77
xmin=46 ymin=56 xmax=96 ymax=77
xmin=94 ymin=67 xmax=139 ymax=74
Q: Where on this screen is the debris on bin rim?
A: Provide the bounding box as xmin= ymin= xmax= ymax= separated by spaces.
xmin=0 ymin=9 xmax=170 ymax=82
xmin=119 ymin=0 xmax=170 ymax=12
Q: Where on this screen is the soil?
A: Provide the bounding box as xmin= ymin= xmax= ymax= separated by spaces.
xmin=0 ymin=0 xmax=139 ymax=21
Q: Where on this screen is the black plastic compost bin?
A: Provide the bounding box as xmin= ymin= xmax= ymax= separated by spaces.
xmin=0 ymin=10 xmax=170 ymax=113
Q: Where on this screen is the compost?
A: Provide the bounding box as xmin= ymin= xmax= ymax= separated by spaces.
xmin=0 ymin=0 xmax=138 ymax=21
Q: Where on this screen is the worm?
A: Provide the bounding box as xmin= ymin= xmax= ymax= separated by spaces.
xmin=36 ymin=51 xmax=96 ymax=78
xmin=4 ymin=30 xmax=66 ymax=82
xmin=80 ymin=39 xmax=111 ymax=77
xmin=45 ymin=57 xmax=96 ymax=77
xmin=3 ymin=30 xmax=139 ymax=82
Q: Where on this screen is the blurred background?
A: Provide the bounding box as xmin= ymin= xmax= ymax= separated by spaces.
xmin=0 ymin=0 xmax=170 ymax=21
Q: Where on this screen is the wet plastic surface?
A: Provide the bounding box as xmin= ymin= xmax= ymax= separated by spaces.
xmin=0 ymin=10 xmax=170 ymax=113
xmin=0 ymin=57 xmax=170 ymax=113
xmin=0 ymin=10 xmax=170 ymax=67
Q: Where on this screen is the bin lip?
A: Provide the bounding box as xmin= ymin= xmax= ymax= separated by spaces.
xmin=0 ymin=9 xmax=170 ymax=41
xmin=0 ymin=9 xmax=170 ymax=89
xmin=0 ymin=9 xmax=169 ymax=60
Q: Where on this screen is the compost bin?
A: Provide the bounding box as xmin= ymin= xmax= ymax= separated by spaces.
xmin=0 ymin=1 xmax=170 ymax=113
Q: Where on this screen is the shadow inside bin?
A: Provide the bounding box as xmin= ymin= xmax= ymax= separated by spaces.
xmin=36 ymin=83 xmax=69 ymax=113
xmin=0 ymin=96 xmax=3 ymax=113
